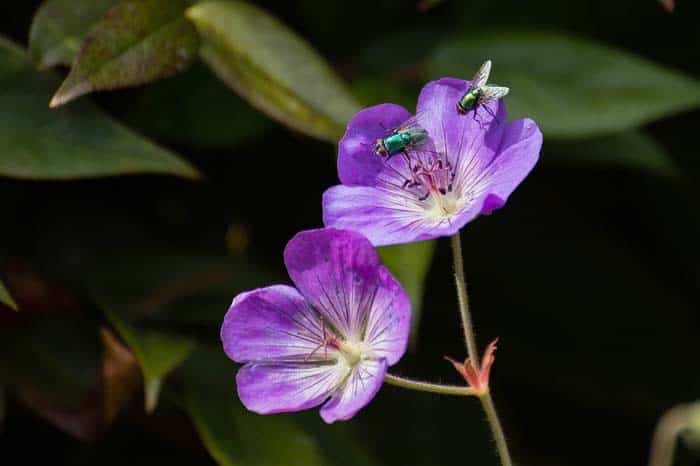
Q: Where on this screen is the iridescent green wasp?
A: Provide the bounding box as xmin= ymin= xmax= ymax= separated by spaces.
xmin=374 ymin=117 xmax=429 ymax=160
xmin=456 ymin=60 xmax=510 ymax=117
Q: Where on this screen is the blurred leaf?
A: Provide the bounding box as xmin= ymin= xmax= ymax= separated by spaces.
xmin=183 ymin=348 xmax=324 ymax=466
xmin=0 ymin=261 xmax=141 ymax=439
xmin=1 ymin=258 xmax=80 ymax=317
xmin=123 ymin=64 xmax=272 ymax=150
xmin=0 ymin=316 xmax=103 ymax=439
xmin=0 ymin=317 xmax=98 ymax=405
xmin=106 ymin=309 xmax=194 ymax=412
xmin=75 ymin=249 xmax=267 ymax=323
xmin=16 ymin=326 xmax=141 ymax=440
xmin=548 ymin=131 xmax=679 ymax=176
xmin=28 ymin=0 xmax=119 ymax=69
xmin=359 ymin=26 xmax=445 ymax=76
xmin=0 ymin=279 xmax=18 ymax=311
xmin=379 ymin=240 xmax=435 ymax=348
xmin=351 ymin=76 xmax=415 ymax=110
xmin=50 ymin=0 xmax=198 ymax=107
xmin=187 ymin=0 xmax=361 ymax=142
xmin=659 ymin=0 xmax=675 ymax=12
xmin=100 ymin=327 xmax=141 ymax=424
xmin=295 ymin=414 xmax=382 ymax=466
xmin=0 ymin=37 xmax=199 ymax=180
xmin=429 ymin=30 xmax=700 ymax=138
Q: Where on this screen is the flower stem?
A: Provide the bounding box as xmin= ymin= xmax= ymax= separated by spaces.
xmin=385 ymin=373 xmax=476 ymax=396
xmin=450 ymin=234 xmax=479 ymax=368
xmin=450 ymin=233 xmax=513 ymax=466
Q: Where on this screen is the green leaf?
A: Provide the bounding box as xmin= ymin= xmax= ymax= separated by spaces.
xmin=379 ymin=240 xmax=435 ymax=348
xmin=0 ymin=280 xmax=18 ymax=311
xmin=50 ymin=0 xmax=199 ymax=107
xmin=106 ymin=309 xmax=194 ymax=412
xmin=548 ymin=131 xmax=680 ymax=176
xmin=123 ymin=64 xmax=272 ymax=150
xmin=183 ymin=349 xmax=324 ymax=466
xmin=428 ymin=30 xmax=700 ymax=139
xmin=28 ymin=0 xmax=119 ymax=69
xmin=0 ymin=38 xmax=199 ymax=179
xmin=186 ymin=0 xmax=361 ymax=142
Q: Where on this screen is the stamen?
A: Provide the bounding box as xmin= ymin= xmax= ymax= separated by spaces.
xmin=398 ymin=151 xmax=456 ymax=208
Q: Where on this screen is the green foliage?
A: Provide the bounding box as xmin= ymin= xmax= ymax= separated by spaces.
xmin=50 ymin=0 xmax=199 ymax=107
xmin=379 ymin=241 xmax=435 ymax=348
xmin=123 ymin=64 xmax=272 ymax=150
xmin=187 ymin=0 xmax=361 ymax=142
xmin=3 ymin=1 xmax=700 ymax=465
xmin=0 ymin=280 xmax=18 ymax=311
xmin=106 ymin=309 xmax=194 ymax=412
xmin=28 ymin=0 xmax=119 ymax=69
xmin=547 ymin=131 xmax=679 ymax=176
xmin=0 ymin=38 xmax=199 ymax=179
xmin=429 ymin=30 xmax=700 ymax=139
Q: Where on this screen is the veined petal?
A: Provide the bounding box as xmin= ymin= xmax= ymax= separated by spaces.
xmin=338 ymin=103 xmax=412 ymax=187
xmin=322 ymin=185 xmax=461 ymax=246
xmin=284 ymin=228 xmax=382 ymax=339
xmin=236 ymin=361 xmax=349 ymax=415
xmin=474 ymin=118 xmax=542 ymax=215
xmin=415 ymin=78 xmax=507 ymax=190
xmin=320 ymin=358 xmax=388 ymax=423
xmin=364 ymin=267 xmax=410 ymax=364
xmin=221 ymin=285 xmax=334 ymax=363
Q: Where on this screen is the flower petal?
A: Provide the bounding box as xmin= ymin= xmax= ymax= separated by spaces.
xmin=364 ymin=267 xmax=410 ymax=364
xmin=338 ymin=103 xmax=412 ymax=186
xmin=416 ymin=78 xmax=506 ymax=163
xmin=221 ymin=285 xmax=335 ymax=364
xmin=415 ymin=78 xmax=509 ymax=196
xmin=236 ymin=360 xmax=349 ymax=415
xmin=320 ymin=358 xmax=388 ymax=423
xmin=475 ymin=118 xmax=542 ymax=215
xmin=322 ymin=185 xmax=461 ymax=246
xmin=284 ymin=228 xmax=383 ymax=339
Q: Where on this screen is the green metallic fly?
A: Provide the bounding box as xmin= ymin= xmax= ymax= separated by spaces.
xmin=456 ymin=60 xmax=510 ymax=117
xmin=373 ymin=117 xmax=429 ymax=160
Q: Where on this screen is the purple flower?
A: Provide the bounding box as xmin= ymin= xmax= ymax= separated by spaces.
xmin=323 ymin=78 xmax=543 ymax=246
xmin=221 ymin=228 xmax=410 ymax=423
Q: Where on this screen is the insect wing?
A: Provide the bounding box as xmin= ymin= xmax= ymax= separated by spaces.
xmin=394 ymin=112 xmax=428 ymax=132
xmin=470 ymin=60 xmax=492 ymax=90
xmin=479 ymin=85 xmax=509 ymax=103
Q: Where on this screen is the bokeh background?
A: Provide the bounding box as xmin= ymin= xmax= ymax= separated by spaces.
xmin=1 ymin=1 xmax=699 ymax=465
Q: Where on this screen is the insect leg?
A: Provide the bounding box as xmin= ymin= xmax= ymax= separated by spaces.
xmin=482 ymin=104 xmax=500 ymax=124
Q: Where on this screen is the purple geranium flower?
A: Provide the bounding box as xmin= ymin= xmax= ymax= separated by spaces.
xmin=221 ymin=228 xmax=410 ymax=423
xmin=323 ymin=78 xmax=543 ymax=246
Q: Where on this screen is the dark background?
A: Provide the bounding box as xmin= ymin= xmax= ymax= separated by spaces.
xmin=1 ymin=1 xmax=699 ymax=466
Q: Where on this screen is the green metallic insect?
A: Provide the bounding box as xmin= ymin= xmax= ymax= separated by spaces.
xmin=456 ymin=60 xmax=510 ymax=116
xmin=374 ymin=117 xmax=429 ymax=159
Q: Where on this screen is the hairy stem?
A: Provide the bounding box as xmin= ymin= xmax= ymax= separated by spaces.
xmin=450 ymin=233 xmax=513 ymax=466
xmin=385 ymin=373 xmax=476 ymax=396
xmin=450 ymin=234 xmax=480 ymax=368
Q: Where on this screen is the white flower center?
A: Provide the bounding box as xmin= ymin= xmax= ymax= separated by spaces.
xmin=336 ymin=339 xmax=365 ymax=367
xmin=424 ymin=190 xmax=460 ymax=219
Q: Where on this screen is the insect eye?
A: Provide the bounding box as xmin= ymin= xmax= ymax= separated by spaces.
xmin=374 ymin=144 xmax=387 ymax=157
